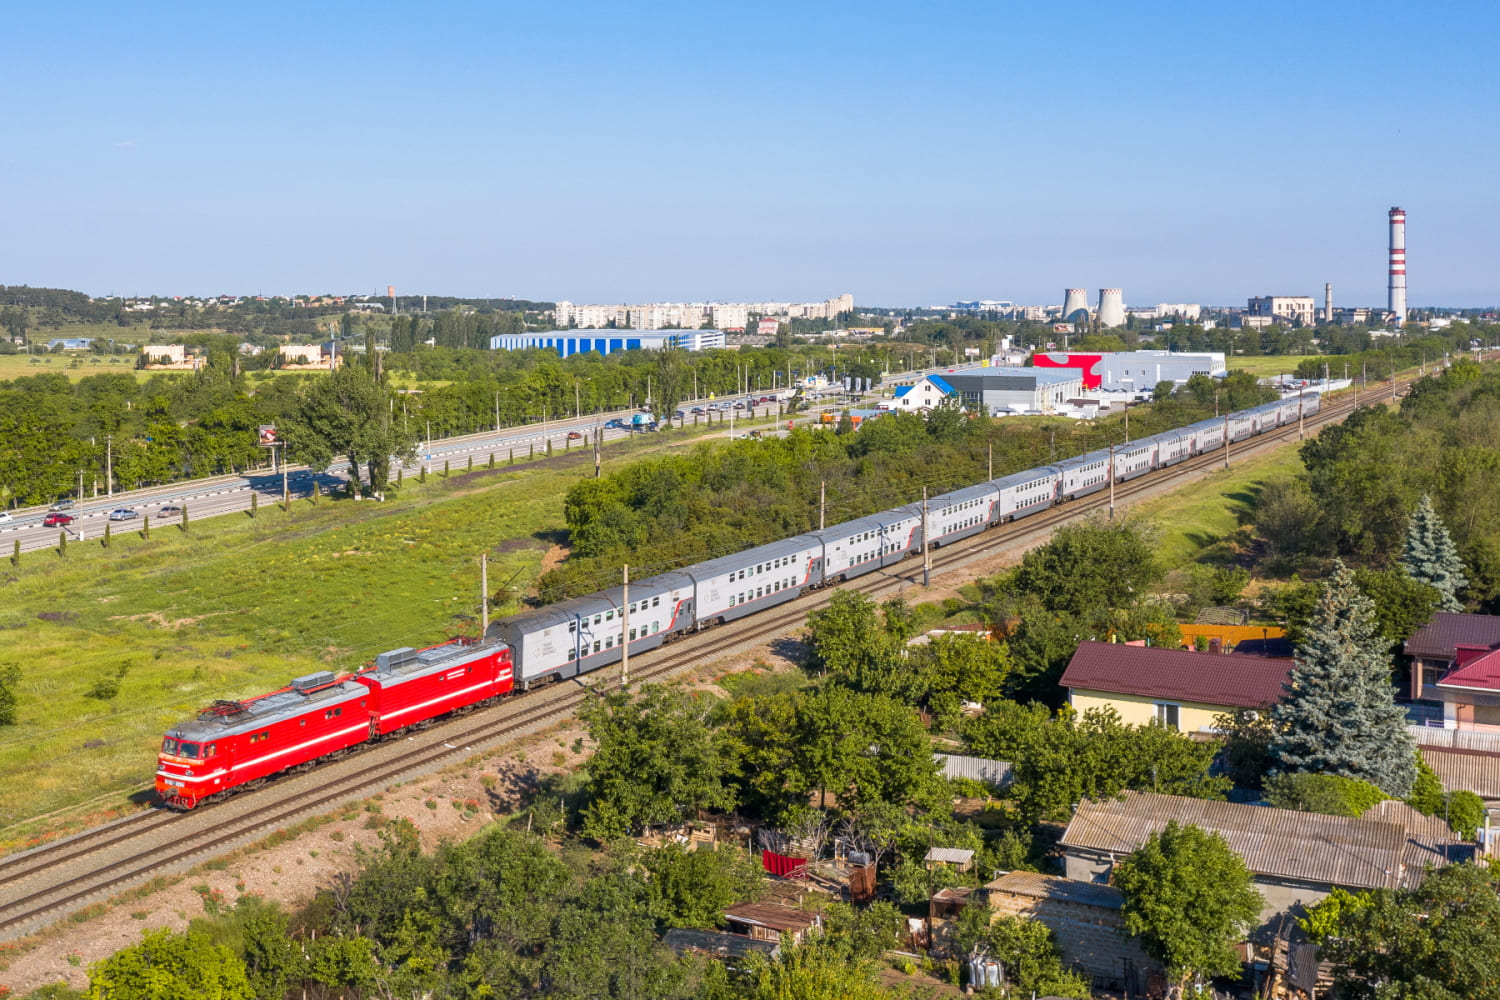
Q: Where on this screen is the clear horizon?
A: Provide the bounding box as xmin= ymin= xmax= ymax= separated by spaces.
xmin=3 ymin=1 xmax=1496 ymax=308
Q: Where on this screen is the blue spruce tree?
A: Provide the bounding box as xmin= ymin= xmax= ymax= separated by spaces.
xmin=1269 ymin=560 xmax=1417 ymax=797
xmin=1400 ymin=495 xmax=1467 ymax=612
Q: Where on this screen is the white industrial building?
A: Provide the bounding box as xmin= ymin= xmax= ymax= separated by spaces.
xmin=488 ymin=329 xmax=725 ymax=358
xmin=1247 ymin=296 xmax=1317 ymax=327
xmin=1031 ymin=350 xmax=1226 ymax=392
xmin=942 ymin=368 xmax=1084 ymax=416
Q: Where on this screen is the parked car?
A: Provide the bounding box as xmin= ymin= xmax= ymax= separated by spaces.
xmin=673 ymin=409 xmax=686 ymax=419
xmin=44 ymin=513 xmax=75 ymax=527
xmin=0 ymin=511 xmax=12 ymax=524
xmin=159 ymin=505 xmax=183 ymax=516
xmin=566 ymin=431 xmax=583 ymax=440
xmin=49 ymin=500 xmax=75 ymax=512
xmin=109 ymin=509 xmax=139 ymax=521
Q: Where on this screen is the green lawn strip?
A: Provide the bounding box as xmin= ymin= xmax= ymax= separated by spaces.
xmin=1225 ymin=355 xmax=1321 ymax=378
xmin=1131 ymin=439 xmax=1305 ymax=569
xmin=0 ymin=420 xmax=775 ymax=835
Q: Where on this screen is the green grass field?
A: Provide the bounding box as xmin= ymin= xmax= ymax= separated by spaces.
xmin=0 ymin=419 xmax=778 ymax=843
xmin=1227 ymin=355 xmax=1319 ymax=377
xmin=0 ymin=353 xmax=160 ymax=383
xmin=1132 ymin=440 xmax=1306 ymax=569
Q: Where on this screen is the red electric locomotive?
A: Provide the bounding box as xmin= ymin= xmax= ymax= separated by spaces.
xmin=155 ymin=639 xmax=513 ymax=809
xmin=156 ymin=671 xmax=372 ymax=810
xmin=354 ymin=639 xmax=513 ymax=736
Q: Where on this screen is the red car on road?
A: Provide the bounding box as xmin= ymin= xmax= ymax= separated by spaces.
xmin=44 ymin=513 xmax=75 ymax=527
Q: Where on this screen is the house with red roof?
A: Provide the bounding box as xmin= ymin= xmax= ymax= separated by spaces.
xmin=1403 ymin=612 xmax=1500 ymax=701
xmin=1058 ymin=640 xmax=1294 ymax=733
xmin=1429 ymin=643 xmax=1500 ymax=732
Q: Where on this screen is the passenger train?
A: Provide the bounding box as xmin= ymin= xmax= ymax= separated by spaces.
xmin=156 ymin=393 xmax=1317 ymax=808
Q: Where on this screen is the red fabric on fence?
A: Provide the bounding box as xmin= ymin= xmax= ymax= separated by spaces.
xmin=762 ymin=850 xmax=808 ymax=878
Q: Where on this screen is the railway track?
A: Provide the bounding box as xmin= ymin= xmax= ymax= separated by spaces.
xmin=0 ymin=378 xmax=1408 ymax=939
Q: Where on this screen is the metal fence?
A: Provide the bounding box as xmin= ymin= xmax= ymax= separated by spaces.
xmin=937 ymin=753 xmax=1012 ymax=788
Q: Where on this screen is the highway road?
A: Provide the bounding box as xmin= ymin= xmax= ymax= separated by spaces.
xmin=0 ymin=389 xmax=866 ymax=556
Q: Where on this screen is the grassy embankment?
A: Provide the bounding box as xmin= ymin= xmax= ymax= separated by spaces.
xmin=0 ymin=416 xmax=779 ymax=845
xmin=1131 ymin=443 xmax=1306 ymax=570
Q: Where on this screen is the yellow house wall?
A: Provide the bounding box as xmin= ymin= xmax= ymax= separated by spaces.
xmin=1068 ymin=689 xmax=1233 ymax=732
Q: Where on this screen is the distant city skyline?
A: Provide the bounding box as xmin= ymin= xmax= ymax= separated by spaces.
xmin=2 ymin=1 xmax=1496 ymax=306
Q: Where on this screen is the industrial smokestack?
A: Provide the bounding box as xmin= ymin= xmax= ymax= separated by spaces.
xmin=1325 ymin=283 xmax=1333 ymax=324
xmin=388 ymin=284 xmax=396 ymax=315
xmin=1388 ymin=207 xmax=1407 ymax=324
xmin=1062 ymin=289 xmax=1089 ymax=325
xmin=1097 ymin=289 xmax=1125 ymax=329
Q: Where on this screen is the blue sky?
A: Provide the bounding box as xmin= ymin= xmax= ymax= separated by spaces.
xmin=2 ymin=1 xmax=1496 ymax=307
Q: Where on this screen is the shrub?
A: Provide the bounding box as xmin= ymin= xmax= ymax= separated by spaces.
xmin=1264 ymin=772 xmax=1389 ymax=817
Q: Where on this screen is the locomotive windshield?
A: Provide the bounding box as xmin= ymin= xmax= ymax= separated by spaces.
xmin=179 ymin=742 xmax=201 ymax=759
xmin=161 ymin=738 xmax=178 ymax=755
xmin=161 ymin=739 xmax=201 ymax=758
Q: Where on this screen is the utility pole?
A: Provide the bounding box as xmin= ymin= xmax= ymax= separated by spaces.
xmin=281 ymin=444 xmax=289 ymax=507
xmin=105 ymin=434 xmax=113 ymax=498
xmin=987 ymin=441 xmax=993 ymax=480
xmin=77 ymin=469 xmax=83 ymax=502
xmin=575 ymin=381 xmax=581 ymax=419
xmin=1299 ymin=385 xmax=1306 ymax=440
xmin=620 ymin=564 xmax=630 ymax=689
xmin=921 ymin=488 xmax=931 ymax=588
xmin=1108 ymin=445 xmax=1116 ymax=520
xmin=494 ymin=391 xmax=501 ymax=432
xmin=1124 ymin=402 xmax=1129 ymax=443
xmin=819 ymin=481 xmax=826 ymax=531
xmin=594 ymin=428 xmax=601 ymax=479
xmin=1223 ymin=415 xmax=1231 ymax=469
xmin=480 ymin=554 xmax=489 ymax=634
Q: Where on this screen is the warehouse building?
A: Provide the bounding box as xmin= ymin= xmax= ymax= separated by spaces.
xmin=942 ymin=368 xmax=1084 ymax=415
xmin=488 ymin=329 xmax=725 ymax=358
xmin=1032 ymin=350 xmax=1226 ymax=391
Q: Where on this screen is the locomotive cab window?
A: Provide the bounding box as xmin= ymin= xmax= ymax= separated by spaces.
xmin=162 ymin=738 xmax=180 ymax=755
xmin=179 ymin=742 xmax=201 ymax=759
xmin=205 ymin=744 xmax=217 ymax=757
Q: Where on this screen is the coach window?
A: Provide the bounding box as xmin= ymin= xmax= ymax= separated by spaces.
xmin=593 ymin=640 xmax=601 ymax=653
xmin=629 ymin=628 xmax=637 ymax=641
xmin=606 ymin=636 xmax=614 ymax=648
xmin=652 ymin=596 xmax=660 ymax=607
xmin=606 ymin=610 xmax=614 ymax=621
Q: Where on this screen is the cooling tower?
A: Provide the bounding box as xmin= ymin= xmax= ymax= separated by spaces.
xmin=1388 ymin=207 xmax=1406 ymax=324
xmin=1097 ymin=288 xmax=1125 ymax=328
xmin=1062 ymin=288 xmax=1089 ymax=324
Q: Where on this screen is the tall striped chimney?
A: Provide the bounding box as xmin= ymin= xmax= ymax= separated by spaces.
xmin=1388 ymin=207 xmax=1406 ymax=324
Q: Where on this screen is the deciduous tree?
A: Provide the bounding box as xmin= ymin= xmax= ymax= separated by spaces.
xmin=1114 ymin=821 xmax=1263 ymax=998
xmin=1319 ymin=863 xmax=1500 ymax=999
xmin=85 ymin=929 xmax=254 ymax=1000
xmin=579 ymin=686 xmax=734 ymax=840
